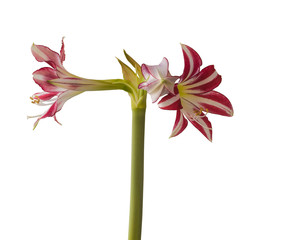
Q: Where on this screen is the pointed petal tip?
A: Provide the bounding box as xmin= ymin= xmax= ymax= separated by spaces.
xmin=227 ymin=107 xmax=234 ymax=117
xmin=138 ymin=82 xmax=145 ymax=89
xmin=180 ymin=43 xmax=189 ymax=49
xmin=54 ymin=116 xmax=62 ymax=126
xmin=162 ymin=57 xmax=169 ymax=63
xmin=180 ymin=42 xmax=185 ymax=47
xmin=169 ymin=129 xmax=181 ymax=138
xmin=116 ymin=57 xmax=125 ymax=66
xmin=230 ymin=106 xmax=234 ymax=116
xmin=169 ymin=134 xmax=175 ymax=139
xmin=115 ymin=57 xmax=122 ymax=62
xmin=33 ymin=119 xmax=40 ymax=130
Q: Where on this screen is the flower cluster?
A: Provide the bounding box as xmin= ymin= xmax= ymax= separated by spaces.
xmin=139 ymin=44 xmax=233 ymax=141
xmin=29 ymin=39 xmax=233 ymax=141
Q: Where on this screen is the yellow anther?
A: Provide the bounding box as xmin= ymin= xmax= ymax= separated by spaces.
xmin=30 ymin=96 xmax=40 ymax=104
xmin=194 ymin=108 xmax=209 ymax=116
xmin=195 ymin=107 xmax=203 ymax=116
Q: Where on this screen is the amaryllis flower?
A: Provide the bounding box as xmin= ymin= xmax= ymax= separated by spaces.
xmin=153 ymin=44 xmax=233 ymax=141
xmin=28 ymin=39 xmax=136 ymax=129
xmin=28 ymin=38 xmax=85 ymax=129
xmin=138 ymin=58 xmax=178 ymax=103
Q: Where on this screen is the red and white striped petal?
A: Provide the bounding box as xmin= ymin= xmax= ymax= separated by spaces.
xmin=181 ymin=108 xmax=213 ymax=142
xmin=31 ymin=92 xmax=59 ymax=106
xmin=54 ymin=90 xmax=82 ymax=112
xmin=181 ymin=65 xmax=222 ymax=94
xmin=33 ymin=67 xmax=66 ymax=92
xmin=34 ymin=92 xmax=58 ymax=101
xmin=31 ymin=90 xmax=82 ymax=129
xmin=31 ymin=43 xmax=63 ymax=70
xmin=180 ymin=44 xmax=202 ymax=82
xmin=170 ymin=110 xmax=188 ymax=138
xmin=158 ymin=93 xmax=182 ymax=110
xmin=181 ymin=91 xmax=233 ymax=117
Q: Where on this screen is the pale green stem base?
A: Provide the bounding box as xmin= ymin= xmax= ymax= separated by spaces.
xmin=128 ymin=108 xmax=146 ymax=240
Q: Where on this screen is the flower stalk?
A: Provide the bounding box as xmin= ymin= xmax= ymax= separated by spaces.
xmin=128 ymin=107 xmax=146 ymax=240
xmin=117 ymin=52 xmax=147 ymax=240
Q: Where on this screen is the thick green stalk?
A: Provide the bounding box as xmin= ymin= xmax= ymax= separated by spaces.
xmin=128 ymin=108 xmax=146 ymax=240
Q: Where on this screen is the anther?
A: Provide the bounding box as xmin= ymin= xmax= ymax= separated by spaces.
xmin=195 ymin=107 xmax=205 ymax=116
xmin=30 ymin=96 xmax=40 ymax=104
xmin=194 ymin=108 xmax=209 ymax=118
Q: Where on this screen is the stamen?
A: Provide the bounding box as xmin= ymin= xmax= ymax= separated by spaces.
xmin=30 ymin=96 xmax=40 ymax=104
xmin=27 ymin=114 xmax=42 ymax=119
xmin=194 ymin=107 xmax=209 ymax=117
xmin=190 ymin=108 xmax=212 ymax=130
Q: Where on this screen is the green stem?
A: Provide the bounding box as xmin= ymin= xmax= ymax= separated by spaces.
xmin=128 ymin=108 xmax=146 ymax=240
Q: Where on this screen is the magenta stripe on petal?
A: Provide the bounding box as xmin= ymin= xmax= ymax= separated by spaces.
xmin=31 ymin=44 xmax=62 ymax=69
xmin=138 ymin=78 xmax=158 ymax=90
xmin=180 ymin=44 xmax=202 ymax=82
xmin=141 ymin=64 xmax=150 ymax=80
xmin=185 ymin=112 xmax=212 ymax=141
xmin=141 ymin=58 xmax=169 ymax=80
xmin=40 ymin=101 xmax=58 ymax=119
xmin=158 ymin=93 xmax=182 ymax=110
xmin=170 ymin=110 xmax=188 ymax=137
xmin=60 ymin=37 xmax=66 ymax=63
xmin=190 ymin=117 xmax=212 ymax=141
xmin=195 ymin=91 xmax=234 ymax=116
xmin=185 ymin=65 xmax=222 ymax=93
xmin=33 ymin=67 xmax=62 ymax=92
xmin=33 ymin=92 xmax=59 ymax=101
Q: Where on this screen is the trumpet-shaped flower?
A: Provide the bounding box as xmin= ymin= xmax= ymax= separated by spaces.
xmin=29 ymin=39 xmax=130 ymax=129
xmin=28 ymin=39 xmax=85 ymax=129
xmin=145 ymin=44 xmax=233 ymax=141
xmin=138 ymin=58 xmax=178 ymax=103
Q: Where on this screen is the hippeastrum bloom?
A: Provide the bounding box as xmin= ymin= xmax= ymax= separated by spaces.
xmin=148 ymin=44 xmax=233 ymax=141
xmin=138 ymin=57 xmax=178 ymax=103
xmin=28 ymin=39 xmax=131 ymax=129
xmin=28 ymin=38 xmax=85 ymax=129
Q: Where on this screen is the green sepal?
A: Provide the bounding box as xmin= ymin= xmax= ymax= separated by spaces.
xmin=117 ymin=58 xmax=138 ymax=90
xmin=117 ymin=52 xmax=146 ymax=109
xmin=123 ymin=50 xmax=144 ymax=81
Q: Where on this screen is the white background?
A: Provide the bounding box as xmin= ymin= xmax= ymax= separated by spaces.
xmin=0 ymin=0 xmax=286 ymax=239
